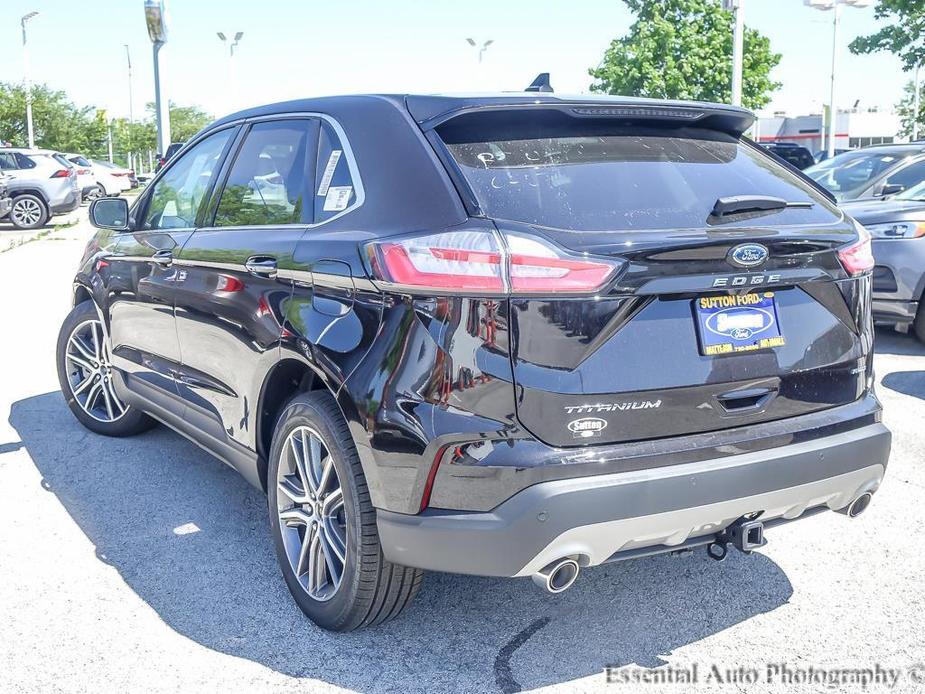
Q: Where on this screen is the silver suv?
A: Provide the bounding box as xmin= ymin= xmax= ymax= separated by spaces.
xmin=0 ymin=148 xmax=80 ymax=229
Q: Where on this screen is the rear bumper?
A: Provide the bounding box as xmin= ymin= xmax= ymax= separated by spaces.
xmin=377 ymin=422 xmax=890 ymax=577
xmin=50 ymin=191 xmax=79 ymax=214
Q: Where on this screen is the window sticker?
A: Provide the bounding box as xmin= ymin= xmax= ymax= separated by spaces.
xmin=323 ymin=186 xmax=352 ymax=212
xmin=317 ymin=149 xmax=342 ymax=196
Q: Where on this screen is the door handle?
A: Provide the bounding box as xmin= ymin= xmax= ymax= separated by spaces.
xmin=245 ymin=256 xmax=278 ymax=278
xmin=152 ymin=250 xmax=173 ymax=266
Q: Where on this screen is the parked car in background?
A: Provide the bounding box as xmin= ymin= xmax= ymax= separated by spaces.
xmin=805 ymin=144 xmax=925 ymax=201
xmin=59 ymin=93 xmax=889 ymax=632
xmin=65 ymin=154 xmax=122 ymax=200
xmin=843 ymin=180 xmax=925 ymax=342
xmin=94 ymin=159 xmax=138 ymax=189
xmin=761 ymin=142 xmax=815 ymax=169
xmin=53 ymin=153 xmax=96 ymax=202
xmin=155 ymin=142 xmax=185 ymax=172
xmin=0 ymin=148 xmax=79 ymax=229
xmin=0 ymin=171 xmax=12 ymax=222
xmin=813 ymin=148 xmax=849 ymax=164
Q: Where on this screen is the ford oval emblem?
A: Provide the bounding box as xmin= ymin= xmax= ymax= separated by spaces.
xmin=728 ymin=243 xmax=769 ymax=269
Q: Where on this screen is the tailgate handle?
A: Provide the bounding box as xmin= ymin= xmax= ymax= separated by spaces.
xmin=715 ymin=387 xmax=776 ymax=414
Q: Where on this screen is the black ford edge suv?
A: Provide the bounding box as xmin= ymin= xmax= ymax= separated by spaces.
xmin=57 ymin=94 xmax=891 ymax=632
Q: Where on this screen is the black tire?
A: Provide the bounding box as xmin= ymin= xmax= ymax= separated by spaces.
xmin=56 ymin=300 xmax=155 ymax=437
xmin=85 ymin=184 xmax=105 ymax=202
xmin=267 ymin=391 xmax=423 ymax=632
xmin=9 ymin=193 xmax=48 ymax=230
xmin=914 ymin=300 xmax=925 ymax=345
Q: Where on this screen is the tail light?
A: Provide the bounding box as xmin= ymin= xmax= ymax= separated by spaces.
xmin=50 ymin=169 xmax=72 ymax=178
xmin=838 ymin=224 xmax=875 ymax=276
xmin=367 ymin=229 xmax=619 ymax=296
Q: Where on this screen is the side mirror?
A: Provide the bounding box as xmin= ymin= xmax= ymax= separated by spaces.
xmin=879 ymin=183 xmax=905 ymax=197
xmin=89 ymin=197 xmax=130 ymax=230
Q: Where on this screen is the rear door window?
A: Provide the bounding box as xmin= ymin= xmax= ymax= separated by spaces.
xmin=214 ymin=119 xmax=317 ymax=227
xmin=441 ymin=122 xmax=838 ymax=231
xmin=314 ymin=121 xmax=357 ymax=223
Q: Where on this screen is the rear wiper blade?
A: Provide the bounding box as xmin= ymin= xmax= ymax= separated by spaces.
xmin=711 ymin=195 xmax=814 ymax=218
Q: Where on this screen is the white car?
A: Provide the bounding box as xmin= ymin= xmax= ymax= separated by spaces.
xmin=91 ymin=159 xmax=135 ymax=192
xmin=65 ymin=154 xmax=122 ymax=199
xmin=52 ymin=153 xmax=97 ymax=202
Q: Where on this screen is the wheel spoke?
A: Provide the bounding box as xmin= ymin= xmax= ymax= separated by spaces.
xmin=279 ymin=507 xmax=313 ymax=527
xmin=84 ymin=381 xmax=103 ymax=411
xmin=306 ymin=528 xmax=325 ymax=595
xmin=318 ymin=528 xmax=343 ymax=584
xmin=69 ymin=335 xmax=96 ymax=363
xmin=100 ymin=381 xmax=115 ymax=420
xmin=72 ymin=373 xmax=94 ymax=396
xmin=91 ymin=322 xmax=104 ymax=361
xmin=295 ymin=523 xmax=316 ymax=577
xmin=289 ymin=434 xmax=309 ymax=491
xmin=316 ymin=455 xmax=335 ymax=496
xmin=321 ymin=519 xmax=346 ymax=565
xmin=322 ymin=487 xmax=343 ymax=515
xmin=301 ymin=429 xmax=319 ymax=494
xmin=66 ymin=351 xmax=95 ymax=373
xmin=278 ymin=475 xmax=309 ymax=504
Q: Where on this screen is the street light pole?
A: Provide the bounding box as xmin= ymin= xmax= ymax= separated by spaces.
xmin=827 ymin=2 xmax=841 ymax=158
xmin=805 ymin=0 xmax=873 ymax=157
xmin=144 ymin=0 xmax=171 ymax=157
xmin=124 ymin=44 xmax=134 ymax=171
xmin=722 ymin=0 xmax=745 ymax=107
xmin=21 ymin=11 xmax=39 ymax=149
xmin=124 ymin=44 xmax=134 ymax=124
xmin=217 ymin=32 xmax=244 ymax=111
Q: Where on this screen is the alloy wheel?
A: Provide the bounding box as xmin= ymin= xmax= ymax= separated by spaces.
xmin=276 ymin=425 xmax=347 ymax=602
xmin=64 ymin=319 xmax=127 ymax=422
xmin=11 ymin=198 xmax=43 ymax=227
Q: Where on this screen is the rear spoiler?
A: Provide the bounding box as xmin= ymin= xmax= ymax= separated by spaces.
xmin=406 ymin=96 xmax=755 ymax=137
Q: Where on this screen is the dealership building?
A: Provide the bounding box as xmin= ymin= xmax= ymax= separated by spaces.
xmin=756 ymin=109 xmax=905 ymax=153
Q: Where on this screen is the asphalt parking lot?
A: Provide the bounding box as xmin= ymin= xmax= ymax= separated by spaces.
xmin=1 ymin=213 xmax=923 ymax=693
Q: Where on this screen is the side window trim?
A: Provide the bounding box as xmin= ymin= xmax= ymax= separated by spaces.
xmin=131 ymin=124 xmax=240 ymax=233
xmin=203 ymin=117 xmax=320 ymax=229
xmin=204 ymin=111 xmax=365 ymax=229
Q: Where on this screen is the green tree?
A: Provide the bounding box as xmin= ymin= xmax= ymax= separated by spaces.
xmin=589 ymin=0 xmax=782 ymax=110
xmin=145 ymin=102 xmax=212 ymax=143
xmin=849 ymin=0 xmax=925 ymax=71
xmin=894 ymin=79 xmax=925 ymax=137
xmin=0 ymin=82 xmax=104 ymax=151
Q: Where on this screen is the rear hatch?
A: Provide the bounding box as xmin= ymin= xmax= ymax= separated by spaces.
xmin=432 ymin=103 xmax=872 ymax=447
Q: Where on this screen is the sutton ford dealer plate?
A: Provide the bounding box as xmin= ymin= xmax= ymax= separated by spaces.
xmin=694 ymin=292 xmax=785 ymax=356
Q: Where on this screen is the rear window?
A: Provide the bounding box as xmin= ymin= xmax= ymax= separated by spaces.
xmin=440 ymin=122 xmax=838 ymax=231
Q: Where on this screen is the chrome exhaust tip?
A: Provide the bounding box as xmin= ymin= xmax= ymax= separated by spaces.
xmin=532 ymin=558 xmax=580 ymax=594
xmin=842 ymin=491 xmax=873 ymax=518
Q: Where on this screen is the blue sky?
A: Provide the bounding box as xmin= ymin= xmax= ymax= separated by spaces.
xmin=0 ymin=0 xmax=909 ymax=121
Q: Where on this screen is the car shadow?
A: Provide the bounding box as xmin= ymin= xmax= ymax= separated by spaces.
xmin=874 ymin=328 xmax=925 ymax=356
xmin=10 ymin=391 xmax=794 ymax=693
xmin=881 ymin=371 xmax=925 ymax=400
